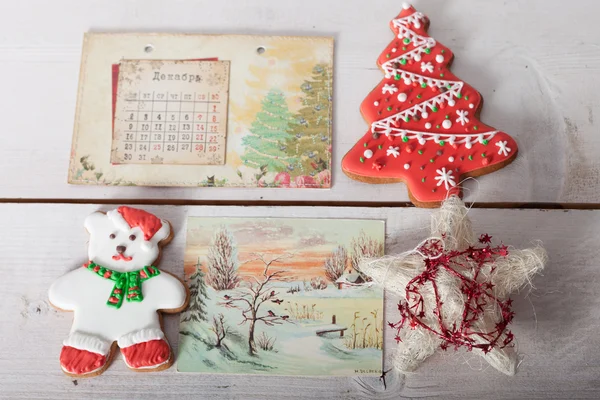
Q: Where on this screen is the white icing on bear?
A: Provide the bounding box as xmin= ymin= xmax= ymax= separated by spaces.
xmin=49 ymin=206 xmax=187 ymax=375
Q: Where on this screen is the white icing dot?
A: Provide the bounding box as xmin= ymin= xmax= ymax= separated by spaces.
xmin=465 ymin=142 xmax=472 ymax=149
xmin=404 ymin=78 xmax=412 ymax=85
xmin=448 ymin=99 xmax=456 ymax=107
xmin=402 ymin=2 xmax=411 ymax=10
xmin=414 ymin=54 xmax=422 ymax=62
xmin=364 ymin=149 xmax=373 ymax=159
xmin=449 ymin=156 xmax=455 ymax=163
xmin=421 ymin=112 xmax=429 ymax=119
xmin=374 ymin=101 xmax=379 ymax=106
xmin=392 ymin=48 xmax=397 ymax=53
xmin=442 ymin=120 xmax=452 ymax=129
xmin=397 ymin=93 xmax=407 ymax=102
xmin=418 ymin=138 xmax=426 ymax=145
xmin=469 ymin=103 xmax=475 ymax=109
xmin=414 ymin=21 xmax=422 ymax=29
xmin=404 ymin=163 xmax=411 ymax=170
xmin=435 ymin=54 xmax=444 ymax=63
xmin=425 ymin=122 xmax=432 ymax=129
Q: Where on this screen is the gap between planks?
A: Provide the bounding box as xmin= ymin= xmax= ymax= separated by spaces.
xmin=1 ymin=198 xmax=600 ymax=210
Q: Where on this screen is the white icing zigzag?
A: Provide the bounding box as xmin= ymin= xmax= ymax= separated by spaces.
xmin=371 ymin=10 xmax=485 ymax=145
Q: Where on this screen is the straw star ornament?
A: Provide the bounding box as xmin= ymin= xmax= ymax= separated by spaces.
xmin=360 ymin=197 xmax=547 ymax=375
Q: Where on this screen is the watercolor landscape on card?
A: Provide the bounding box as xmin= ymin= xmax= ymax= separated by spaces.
xmin=177 ymin=218 xmax=385 ymax=376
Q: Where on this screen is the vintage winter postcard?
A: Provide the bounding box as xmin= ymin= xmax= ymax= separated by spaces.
xmin=178 ymin=218 xmax=385 ymax=376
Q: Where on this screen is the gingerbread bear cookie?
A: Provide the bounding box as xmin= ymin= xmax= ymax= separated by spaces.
xmin=342 ymin=3 xmax=518 ymax=207
xmin=49 ymin=206 xmax=189 ymax=377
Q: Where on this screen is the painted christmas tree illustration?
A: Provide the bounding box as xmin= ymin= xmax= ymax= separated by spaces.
xmin=287 ymin=64 xmax=333 ymax=178
xmin=181 ymin=261 xmax=210 ymax=323
xmin=242 ymin=89 xmax=297 ymax=173
xmin=342 ymin=4 xmax=518 ymax=207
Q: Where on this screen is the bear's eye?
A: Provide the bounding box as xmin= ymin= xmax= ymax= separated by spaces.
xmin=129 ymin=234 xmax=136 ymax=241
xmin=109 ymin=233 xmax=116 ymax=239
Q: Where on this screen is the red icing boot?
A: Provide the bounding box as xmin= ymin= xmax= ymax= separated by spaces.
xmin=121 ymin=339 xmax=171 ymax=369
xmin=60 ymin=346 xmax=107 ymax=376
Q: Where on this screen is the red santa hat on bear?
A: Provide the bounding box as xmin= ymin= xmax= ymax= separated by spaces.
xmin=107 ymin=206 xmax=170 ymax=251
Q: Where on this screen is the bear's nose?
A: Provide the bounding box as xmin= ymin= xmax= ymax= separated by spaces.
xmin=116 ymin=245 xmax=127 ymax=254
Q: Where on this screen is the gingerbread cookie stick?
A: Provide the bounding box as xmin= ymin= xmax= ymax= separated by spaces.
xmin=49 ymin=206 xmax=189 ymax=377
xmin=342 ymin=3 xmax=518 ymax=207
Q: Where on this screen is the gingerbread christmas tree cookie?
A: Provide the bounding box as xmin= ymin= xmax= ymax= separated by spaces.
xmin=342 ymin=3 xmax=518 ymax=207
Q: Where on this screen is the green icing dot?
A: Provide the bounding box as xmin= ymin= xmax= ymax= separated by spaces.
xmin=439 ymin=141 xmax=445 ymax=146
xmin=421 ymin=177 xmax=426 ymax=183
xmin=445 ymin=115 xmax=450 ymax=119
xmin=360 ymin=157 xmax=365 ymax=163
xmin=440 ymin=73 xmax=445 ymax=77
xmin=421 ymin=83 xmax=427 ymax=88
xmin=473 ymin=125 xmax=479 ymax=130
xmin=447 ymin=84 xmax=452 ymax=89
xmin=387 ymin=106 xmax=393 ymax=111
xmin=457 ymin=93 xmax=463 ymax=99
xmin=418 ymin=150 xmax=424 ymax=155
xmin=481 ymin=153 xmax=487 ymax=158
xmin=468 ymin=155 xmax=473 ymax=160
xmin=404 ymin=116 xmax=410 ymax=122
xmin=378 ymin=144 xmax=383 ymax=149
xmin=417 ymin=94 xmax=422 ymax=99
xmin=424 ymin=48 xmax=431 ymax=54
xmin=482 ymin=139 xmax=489 ymax=145
xmin=429 ymin=158 xmax=434 ymax=163
xmin=403 ymin=38 xmax=411 ymax=44
xmin=395 ymin=74 xmax=401 ymax=80
xmin=465 ymin=95 xmax=469 ymax=100
xmin=402 ymin=136 xmax=409 ymax=143
xmin=436 ymin=125 xmax=441 ymax=129
xmin=402 ymin=46 xmax=407 ymax=51
xmin=432 ymin=107 xmax=439 ymax=112
xmin=400 ymin=58 xmax=407 ymax=65
xmin=386 ymin=54 xmax=390 ymax=58
xmin=363 ymin=142 xmax=368 ymax=147
xmin=441 ymin=49 xmax=446 ymax=54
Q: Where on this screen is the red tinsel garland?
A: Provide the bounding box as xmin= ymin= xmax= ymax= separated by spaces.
xmin=388 ymin=234 xmax=515 ymax=354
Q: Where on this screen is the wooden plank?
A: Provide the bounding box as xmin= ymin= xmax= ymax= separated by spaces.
xmin=1 ymin=0 xmax=600 ymax=203
xmin=0 ymin=203 xmax=598 ymax=399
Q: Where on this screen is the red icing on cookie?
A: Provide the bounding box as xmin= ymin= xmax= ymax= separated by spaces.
xmin=60 ymin=346 xmax=107 ymax=375
xmin=117 ymin=206 xmax=163 ymax=241
xmin=121 ymin=339 xmax=170 ymax=369
xmin=342 ymin=5 xmax=518 ymax=206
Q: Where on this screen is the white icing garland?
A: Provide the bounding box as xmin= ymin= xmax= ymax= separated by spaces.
xmin=374 ymin=9 xmax=497 ymax=149
xmin=377 ymin=128 xmax=498 ymax=147
xmin=371 ymin=82 xmax=464 ymax=135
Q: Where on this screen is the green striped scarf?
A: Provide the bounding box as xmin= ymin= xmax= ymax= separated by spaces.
xmin=85 ymin=261 xmax=160 ymax=309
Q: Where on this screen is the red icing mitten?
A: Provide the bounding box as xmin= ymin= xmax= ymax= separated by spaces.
xmin=121 ymin=339 xmax=171 ymax=370
xmin=342 ymin=3 xmax=517 ymax=207
xmin=60 ymin=346 xmax=107 ymax=376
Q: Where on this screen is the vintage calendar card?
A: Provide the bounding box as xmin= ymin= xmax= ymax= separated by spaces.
xmin=69 ymin=33 xmax=333 ymax=188
xmin=111 ymin=60 xmax=229 ymax=165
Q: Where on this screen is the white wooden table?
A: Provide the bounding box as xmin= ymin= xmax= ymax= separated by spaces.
xmin=1 ymin=0 xmax=599 ymax=399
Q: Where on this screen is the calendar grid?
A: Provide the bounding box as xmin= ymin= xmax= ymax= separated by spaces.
xmin=205 ymin=92 xmax=210 ymax=153
xmin=190 ymin=92 xmax=196 ymax=152
xmin=112 ymin=60 xmax=229 ymax=165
